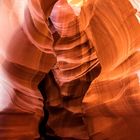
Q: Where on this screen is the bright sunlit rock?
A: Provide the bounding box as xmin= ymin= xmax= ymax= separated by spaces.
xmin=67 ymin=0 xmax=87 ymax=15
xmin=67 ymin=0 xmax=87 ymax=7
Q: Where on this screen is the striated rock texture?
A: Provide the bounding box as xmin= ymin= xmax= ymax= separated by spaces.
xmin=83 ymin=0 xmax=140 ymax=139
xmin=0 ymin=0 xmax=140 ymax=140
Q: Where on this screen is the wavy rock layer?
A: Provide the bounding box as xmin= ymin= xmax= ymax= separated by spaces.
xmin=0 ymin=0 xmax=140 ymax=140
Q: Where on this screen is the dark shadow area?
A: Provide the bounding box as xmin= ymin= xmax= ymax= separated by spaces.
xmin=38 ymin=72 xmax=62 ymax=140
